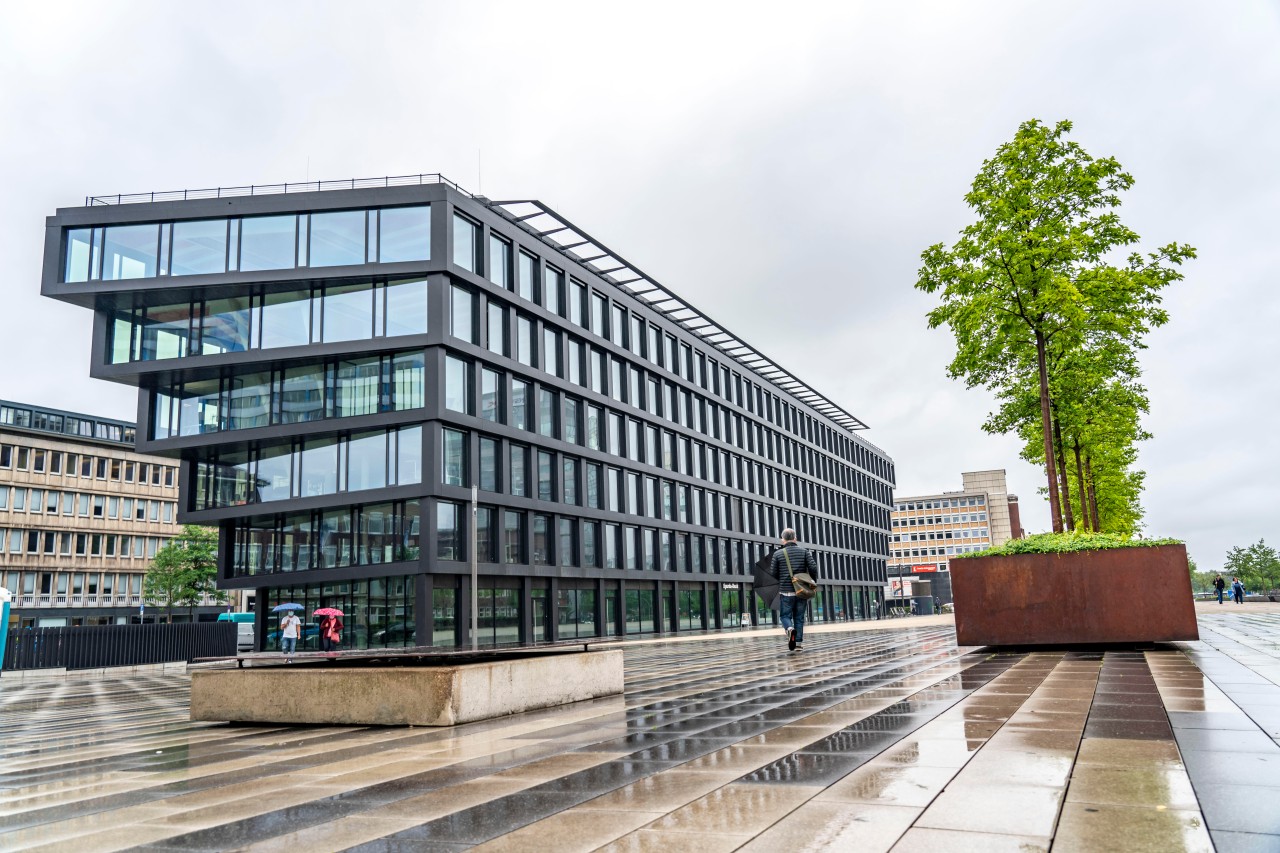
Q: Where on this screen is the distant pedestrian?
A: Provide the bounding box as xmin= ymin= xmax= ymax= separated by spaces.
xmin=280 ymin=611 xmax=301 ymax=660
xmin=1213 ymin=575 xmax=1226 ymax=605
xmin=770 ymin=529 xmax=819 ymax=653
xmin=1232 ymin=577 xmax=1245 ymax=605
xmin=320 ymin=614 xmax=343 ymax=652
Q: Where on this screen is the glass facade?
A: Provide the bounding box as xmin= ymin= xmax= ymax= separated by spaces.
xmin=109 ymin=278 xmax=428 ymax=364
xmin=62 ymin=205 xmax=429 ymax=282
xmin=48 ymin=187 xmax=894 ymax=651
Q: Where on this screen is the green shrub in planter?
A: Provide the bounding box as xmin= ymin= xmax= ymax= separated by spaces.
xmin=960 ymin=532 xmax=1182 ymax=559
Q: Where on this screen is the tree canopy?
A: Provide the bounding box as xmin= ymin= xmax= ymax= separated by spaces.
xmin=916 ymin=119 xmax=1194 ymax=532
xmin=143 ymin=525 xmax=223 ymax=621
xmin=1223 ymin=539 xmax=1280 ymax=592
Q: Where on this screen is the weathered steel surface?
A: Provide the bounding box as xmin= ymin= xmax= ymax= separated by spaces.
xmin=952 ymin=544 xmax=1199 ymax=646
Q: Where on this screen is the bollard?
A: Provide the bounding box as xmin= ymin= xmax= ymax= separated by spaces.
xmin=0 ymin=587 xmax=11 ymax=674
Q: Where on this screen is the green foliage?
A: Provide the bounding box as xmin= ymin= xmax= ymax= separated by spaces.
xmin=1223 ymin=539 xmax=1280 ymax=592
xmin=143 ymin=525 xmax=224 ymax=621
xmin=916 ymin=118 xmax=1194 ymax=533
xmin=958 ymin=531 xmax=1182 ymax=558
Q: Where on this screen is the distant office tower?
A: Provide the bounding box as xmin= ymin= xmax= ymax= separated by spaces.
xmin=40 ymin=175 xmax=895 ymax=649
xmin=0 ymin=399 xmax=202 ymax=627
xmin=888 ymin=469 xmax=1022 ymax=604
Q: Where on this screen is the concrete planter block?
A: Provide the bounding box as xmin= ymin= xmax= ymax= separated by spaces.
xmin=951 ymin=544 xmax=1198 ymax=646
xmin=190 ymin=649 xmax=623 ymax=726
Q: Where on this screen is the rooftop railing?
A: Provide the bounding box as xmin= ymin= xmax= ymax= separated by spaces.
xmin=85 ymin=172 xmax=472 ymax=207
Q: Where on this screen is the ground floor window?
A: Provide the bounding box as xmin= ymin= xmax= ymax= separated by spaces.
xmin=677 ymin=586 xmax=703 ymax=631
xmin=263 ymin=575 xmax=415 ymax=651
xmin=433 ymin=587 xmax=456 ymax=646
xmin=625 ymin=588 xmax=656 ymax=634
xmin=557 ymin=587 xmax=596 ymax=639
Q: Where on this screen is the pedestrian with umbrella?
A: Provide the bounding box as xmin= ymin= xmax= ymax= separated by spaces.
xmin=273 ymin=603 xmax=304 ymax=661
xmin=752 ymin=551 xmax=781 ymax=617
xmin=315 ymin=607 xmax=344 ymax=652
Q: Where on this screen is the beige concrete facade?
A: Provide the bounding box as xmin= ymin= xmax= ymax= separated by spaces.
xmin=887 ymin=469 xmax=1021 ymax=605
xmin=0 ymin=401 xmax=205 ymax=627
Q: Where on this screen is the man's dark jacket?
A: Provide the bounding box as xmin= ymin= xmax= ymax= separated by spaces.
xmin=770 ymin=542 xmax=818 ymax=594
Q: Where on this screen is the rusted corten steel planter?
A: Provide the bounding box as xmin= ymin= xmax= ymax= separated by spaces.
xmin=951 ymin=543 xmax=1198 ymax=646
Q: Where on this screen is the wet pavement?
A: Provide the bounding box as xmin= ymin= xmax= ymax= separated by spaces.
xmin=2 ymin=605 xmax=1279 ymax=852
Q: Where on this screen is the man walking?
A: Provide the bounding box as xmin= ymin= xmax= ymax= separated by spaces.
xmin=1213 ymin=574 xmax=1226 ymax=605
xmin=280 ymin=610 xmax=301 ymax=661
xmin=770 ymin=528 xmax=818 ymax=652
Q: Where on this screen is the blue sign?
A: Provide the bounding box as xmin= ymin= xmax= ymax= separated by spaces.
xmin=0 ymin=588 xmax=11 ymax=674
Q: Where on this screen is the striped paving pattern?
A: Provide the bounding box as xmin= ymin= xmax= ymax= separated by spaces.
xmin=2 ymin=615 xmax=1277 ymax=851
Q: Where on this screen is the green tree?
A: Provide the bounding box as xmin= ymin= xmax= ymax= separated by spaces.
xmin=143 ymin=525 xmax=223 ymax=622
xmin=916 ymin=119 xmax=1194 ymax=531
xmin=1224 ymin=540 xmax=1280 ymax=593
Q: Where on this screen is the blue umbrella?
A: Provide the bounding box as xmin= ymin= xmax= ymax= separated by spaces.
xmin=272 ymin=602 xmax=304 ymax=612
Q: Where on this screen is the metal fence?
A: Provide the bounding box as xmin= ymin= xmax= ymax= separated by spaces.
xmin=2 ymin=622 xmax=237 ymax=672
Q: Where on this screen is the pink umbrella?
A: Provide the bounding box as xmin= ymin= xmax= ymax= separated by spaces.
xmin=313 ymin=607 xmax=344 ymax=617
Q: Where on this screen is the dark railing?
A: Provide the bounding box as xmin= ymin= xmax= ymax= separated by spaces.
xmin=2 ymin=622 xmax=236 ymax=672
xmin=85 ymin=172 xmax=472 ymax=206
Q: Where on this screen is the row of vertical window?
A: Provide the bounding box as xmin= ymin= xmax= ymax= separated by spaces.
xmin=3 ymin=569 xmax=142 ymax=599
xmin=192 ymin=425 xmax=422 ymax=510
xmin=433 ymin=501 xmax=882 ymax=583
xmin=441 ymin=425 xmax=885 ymax=557
xmin=0 ymin=405 xmax=135 ymax=445
xmin=152 ymin=350 xmax=426 ymax=439
xmin=0 ymin=527 xmax=164 ymax=560
xmin=109 ymin=278 xmax=428 ymax=364
xmin=451 ymin=212 xmax=891 ymax=482
xmin=449 ymin=284 xmax=889 ymax=507
xmin=64 ymin=205 xmax=431 ymax=282
xmin=230 ymin=499 xmax=422 ymax=576
xmin=441 ymin=356 xmax=889 ymax=536
xmin=0 ymin=444 xmax=175 ymax=486
xmin=0 ymin=486 xmax=174 ymax=524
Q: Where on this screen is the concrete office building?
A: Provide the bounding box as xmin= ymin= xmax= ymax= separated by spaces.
xmin=0 ymin=399 xmax=206 ymax=628
xmin=887 ymin=469 xmax=1021 ymax=605
xmin=40 ymin=174 xmax=895 ymax=649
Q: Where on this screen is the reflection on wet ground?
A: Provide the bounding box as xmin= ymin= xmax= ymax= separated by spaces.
xmin=3 ymin=611 xmax=1280 ymax=851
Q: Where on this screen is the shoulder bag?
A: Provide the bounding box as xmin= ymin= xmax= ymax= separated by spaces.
xmin=780 ymin=547 xmax=819 ymax=601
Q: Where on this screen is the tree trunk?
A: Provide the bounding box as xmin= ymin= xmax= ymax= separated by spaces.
xmin=1085 ymin=455 xmax=1101 ymax=531
xmin=1053 ymin=411 xmax=1075 ymax=532
xmin=1036 ymin=331 xmax=1063 ymax=532
xmin=1073 ymin=438 xmax=1089 ymax=532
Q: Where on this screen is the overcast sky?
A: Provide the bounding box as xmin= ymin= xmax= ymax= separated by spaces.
xmin=0 ymin=2 xmax=1275 ymax=571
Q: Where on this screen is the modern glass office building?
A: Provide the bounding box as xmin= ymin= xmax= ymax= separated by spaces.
xmin=41 ymin=174 xmax=895 ymax=650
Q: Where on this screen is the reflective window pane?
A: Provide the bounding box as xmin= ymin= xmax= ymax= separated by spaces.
xmin=64 ymin=229 xmax=92 ymax=282
xmin=260 ymin=289 xmax=312 ymax=349
xmin=298 ymin=437 xmax=338 ymax=497
xmin=335 ymin=357 xmax=381 ymax=417
xmin=102 ymin=224 xmax=159 ymax=280
xmin=453 ymin=214 xmax=479 ymax=272
xmin=201 ymin=297 xmax=251 ymax=355
xmin=397 ymin=426 xmax=423 ymax=484
xmin=240 ymin=215 xmax=297 ymax=271
xmin=444 ymin=356 xmax=470 ymax=413
xmin=280 ymin=365 xmax=325 ymax=424
xmin=378 ymin=205 xmax=431 ymax=262
xmin=450 ymin=285 xmax=475 ymax=343
xmin=310 ymin=210 xmax=366 ymax=267
xmin=170 ymin=219 xmax=228 ymax=276
xmin=347 ymin=430 xmax=388 ymax=492
xmin=323 ymin=283 xmax=374 ymax=343
xmin=226 ymin=372 xmax=271 ymax=430
xmin=392 ymin=351 xmax=425 ymax=410
xmin=384 ymin=278 xmax=428 ymax=336
xmin=256 ymin=444 xmax=293 ymax=503
xmin=442 ymin=429 xmax=467 ymax=487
